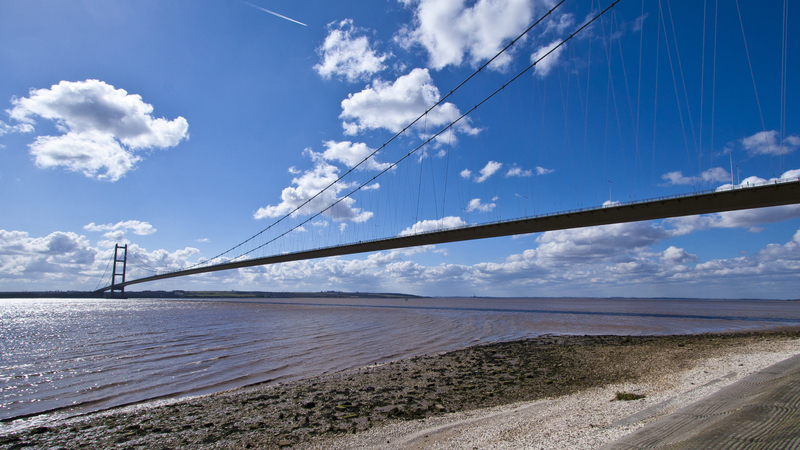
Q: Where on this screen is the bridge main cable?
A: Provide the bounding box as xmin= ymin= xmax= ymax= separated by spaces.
xmin=95 ymin=180 xmax=800 ymax=292
xmin=187 ymin=0 xmax=570 ymax=271
xmin=198 ymin=0 xmax=621 ymax=269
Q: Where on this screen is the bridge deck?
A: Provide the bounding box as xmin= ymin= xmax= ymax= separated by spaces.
xmin=96 ymin=180 xmax=800 ymax=292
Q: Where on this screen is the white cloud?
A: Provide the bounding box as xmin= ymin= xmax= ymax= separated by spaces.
xmin=196 ymin=238 xmax=210 ymax=243
xmin=0 ymin=228 xmax=199 ymax=289
xmin=466 ymin=198 xmax=496 ymax=213
xmin=340 ymin=68 xmax=479 ymax=144
xmin=0 ymin=230 xmax=95 ymax=278
xmin=602 ymin=200 xmax=621 ymax=207
xmin=536 ymin=166 xmax=554 ymax=175
xmin=396 ymin=0 xmax=536 ymax=70
xmin=668 ymin=205 xmax=800 ymax=234
xmin=715 ymin=168 xmax=800 ymax=192
xmin=506 ymin=166 xmax=532 ymax=177
xmin=8 ymin=80 xmax=189 ymax=181
xmin=321 ymin=140 xmax=391 ymax=171
xmin=544 ymin=13 xmax=575 ymax=35
xmin=782 ymin=169 xmax=800 ymax=181
xmin=532 ymin=40 xmax=565 ymax=77
xmin=460 ymin=168 xmax=472 ymax=179
xmin=464 ymin=223 xmax=800 ymax=296
xmin=692 ymin=229 xmax=800 ymax=280
xmin=530 ymin=222 xmax=674 ymax=262
xmin=661 ymin=167 xmax=731 ymax=186
xmin=0 ymin=120 xmax=33 ymax=136
xmin=740 ymin=130 xmax=800 ymax=156
xmin=660 ymin=246 xmax=698 ymax=265
xmin=475 ymin=160 xmax=502 ymax=182
xmin=27 ymin=131 xmax=143 ymax=182
xmin=4 ymin=220 xmax=800 ymax=297
xmin=254 ymin=153 xmax=373 ymax=223
xmin=314 ymin=19 xmax=390 ymax=82
xmin=84 ymin=220 xmax=157 ymax=247
xmin=84 ymin=220 xmax=157 ymax=236
xmin=124 ymin=245 xmax=200 ymax=276
xmin=399 ymin=216 xmax=468 ymax=236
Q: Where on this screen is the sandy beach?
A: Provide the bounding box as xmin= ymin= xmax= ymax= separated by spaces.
xmin=2 ymin=328 xmax=799 ymax=449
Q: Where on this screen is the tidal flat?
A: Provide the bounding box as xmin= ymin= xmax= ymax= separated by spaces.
xmin=2 ymin=328 xmax=799 ymax=449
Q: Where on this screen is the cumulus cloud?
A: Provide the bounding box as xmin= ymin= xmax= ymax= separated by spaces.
xmin=314 ymin=19 xmax=390 ymax=82
xmin=460 ymin=169 xmax=472 ymax=179
xmin=466 ymin=198 xmax=496 ymax=213
xmin=781 ymin=169 xmax=800 ymax=182
xmin=0 ymin=120 xmax=33 ymax=136
xmin=692 ymin=230 xmax=800 ymax=281
xmin=668 ymin=205 xmax=800 ymax=234
xmin=531 ymin=40 xmax=565 ymax=77
xmin=661 ymin=167 xmax=730 ymax=186
xmin=468 ymin=222 xmax=683 ymax=289
xmin=740 ymin=130 xmax=800 ymax=156
xmin=340 ymin=68 xmax=479 ymax=144
xmin=399 ymin=216 xmax=468 ymax=236
xmin=505 ymin=165 xmax=551 ymax=177
xmin=254 ymin=152 xmax=373 ymax=223
xmin=464 ymin=223 xmax=799 ymax=296
xmin=84 ymin=220 xmax=157 ymax=247
xmin=4 ymin=220 xmax=800 ymax=297
xmin=396 ymin=0 xmax=535 ymax=70
xmin=475 ymin=161 xmax=502 ymax=182
xmin=715 ymin=168 xmax=800 ymax=192
xmin=660 ymin=246 xmax=698 ymax=265
xmin=0 ymin=227 xmax=198 ymax=290
xmin=530 ymin=222 xmax=675 ymax=262
xmin=0 ymin=230 xmax=96 ymax=280
xmin=321 ymin=140 xmax=391 ymax=171
xmin=506 ymin=166 xmax=532 ymax=177
xmin=544 ymin=13 xmax=575 ymax=35
xmin=8 ymin=80 xmax=189 ymax=181
xmin=84 ymin=220 xmax=156 ymax=235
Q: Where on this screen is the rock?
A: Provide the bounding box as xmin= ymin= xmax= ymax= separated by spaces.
xmin=302 ymin=401 xmax=316 ymax=409
xmin=277 ymin=439 xmax=293 ymax=447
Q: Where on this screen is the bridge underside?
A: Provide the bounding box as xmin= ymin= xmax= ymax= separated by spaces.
xmin=97 ymin=181 xmax=800 ymax=292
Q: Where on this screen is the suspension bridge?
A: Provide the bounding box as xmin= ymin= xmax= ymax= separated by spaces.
xmin=95 ymin=0 xmax=799 ymax=294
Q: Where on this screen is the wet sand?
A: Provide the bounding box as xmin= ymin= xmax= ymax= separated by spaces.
xmin=2 ymin=328 xmax=799 ymax=449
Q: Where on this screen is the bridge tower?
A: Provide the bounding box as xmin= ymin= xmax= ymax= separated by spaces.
xmin=110 ymin=244 xmax=128 ymax=297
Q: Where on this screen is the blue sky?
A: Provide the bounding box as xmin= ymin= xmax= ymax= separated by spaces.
xmin=1 ymin=0 xmax=798 ymax=298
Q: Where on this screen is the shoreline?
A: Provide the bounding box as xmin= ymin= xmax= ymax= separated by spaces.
xmin=2 ymin=328 xmax=799 ymax=449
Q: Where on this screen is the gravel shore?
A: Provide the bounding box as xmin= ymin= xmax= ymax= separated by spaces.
xmin=2 ymin=328 xmax=799 ymax=450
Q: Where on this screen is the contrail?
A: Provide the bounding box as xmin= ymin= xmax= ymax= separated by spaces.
xmin=238 ymin=0 xmax=306 ymax=26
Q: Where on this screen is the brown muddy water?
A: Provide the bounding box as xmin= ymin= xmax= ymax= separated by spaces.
xmin=2 ymin=296 xmax=798 ymax=429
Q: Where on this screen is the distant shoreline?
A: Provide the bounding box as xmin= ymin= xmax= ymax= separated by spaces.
xmin=1 ymin=291 xmax=797 ymax=301
xmin=0 ymin=290 xmax=425 ymax=300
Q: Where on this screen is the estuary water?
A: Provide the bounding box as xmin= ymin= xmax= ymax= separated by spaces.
xmin=2 ymin=296 xmax=799 ymax=427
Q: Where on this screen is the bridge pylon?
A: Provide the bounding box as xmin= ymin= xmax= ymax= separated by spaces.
xmin=110 ymin=244 xmax=128 ymax=298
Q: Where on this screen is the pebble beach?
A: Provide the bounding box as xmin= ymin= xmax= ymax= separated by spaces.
xmin=2 ymin=328 xmax=799 ymax=449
